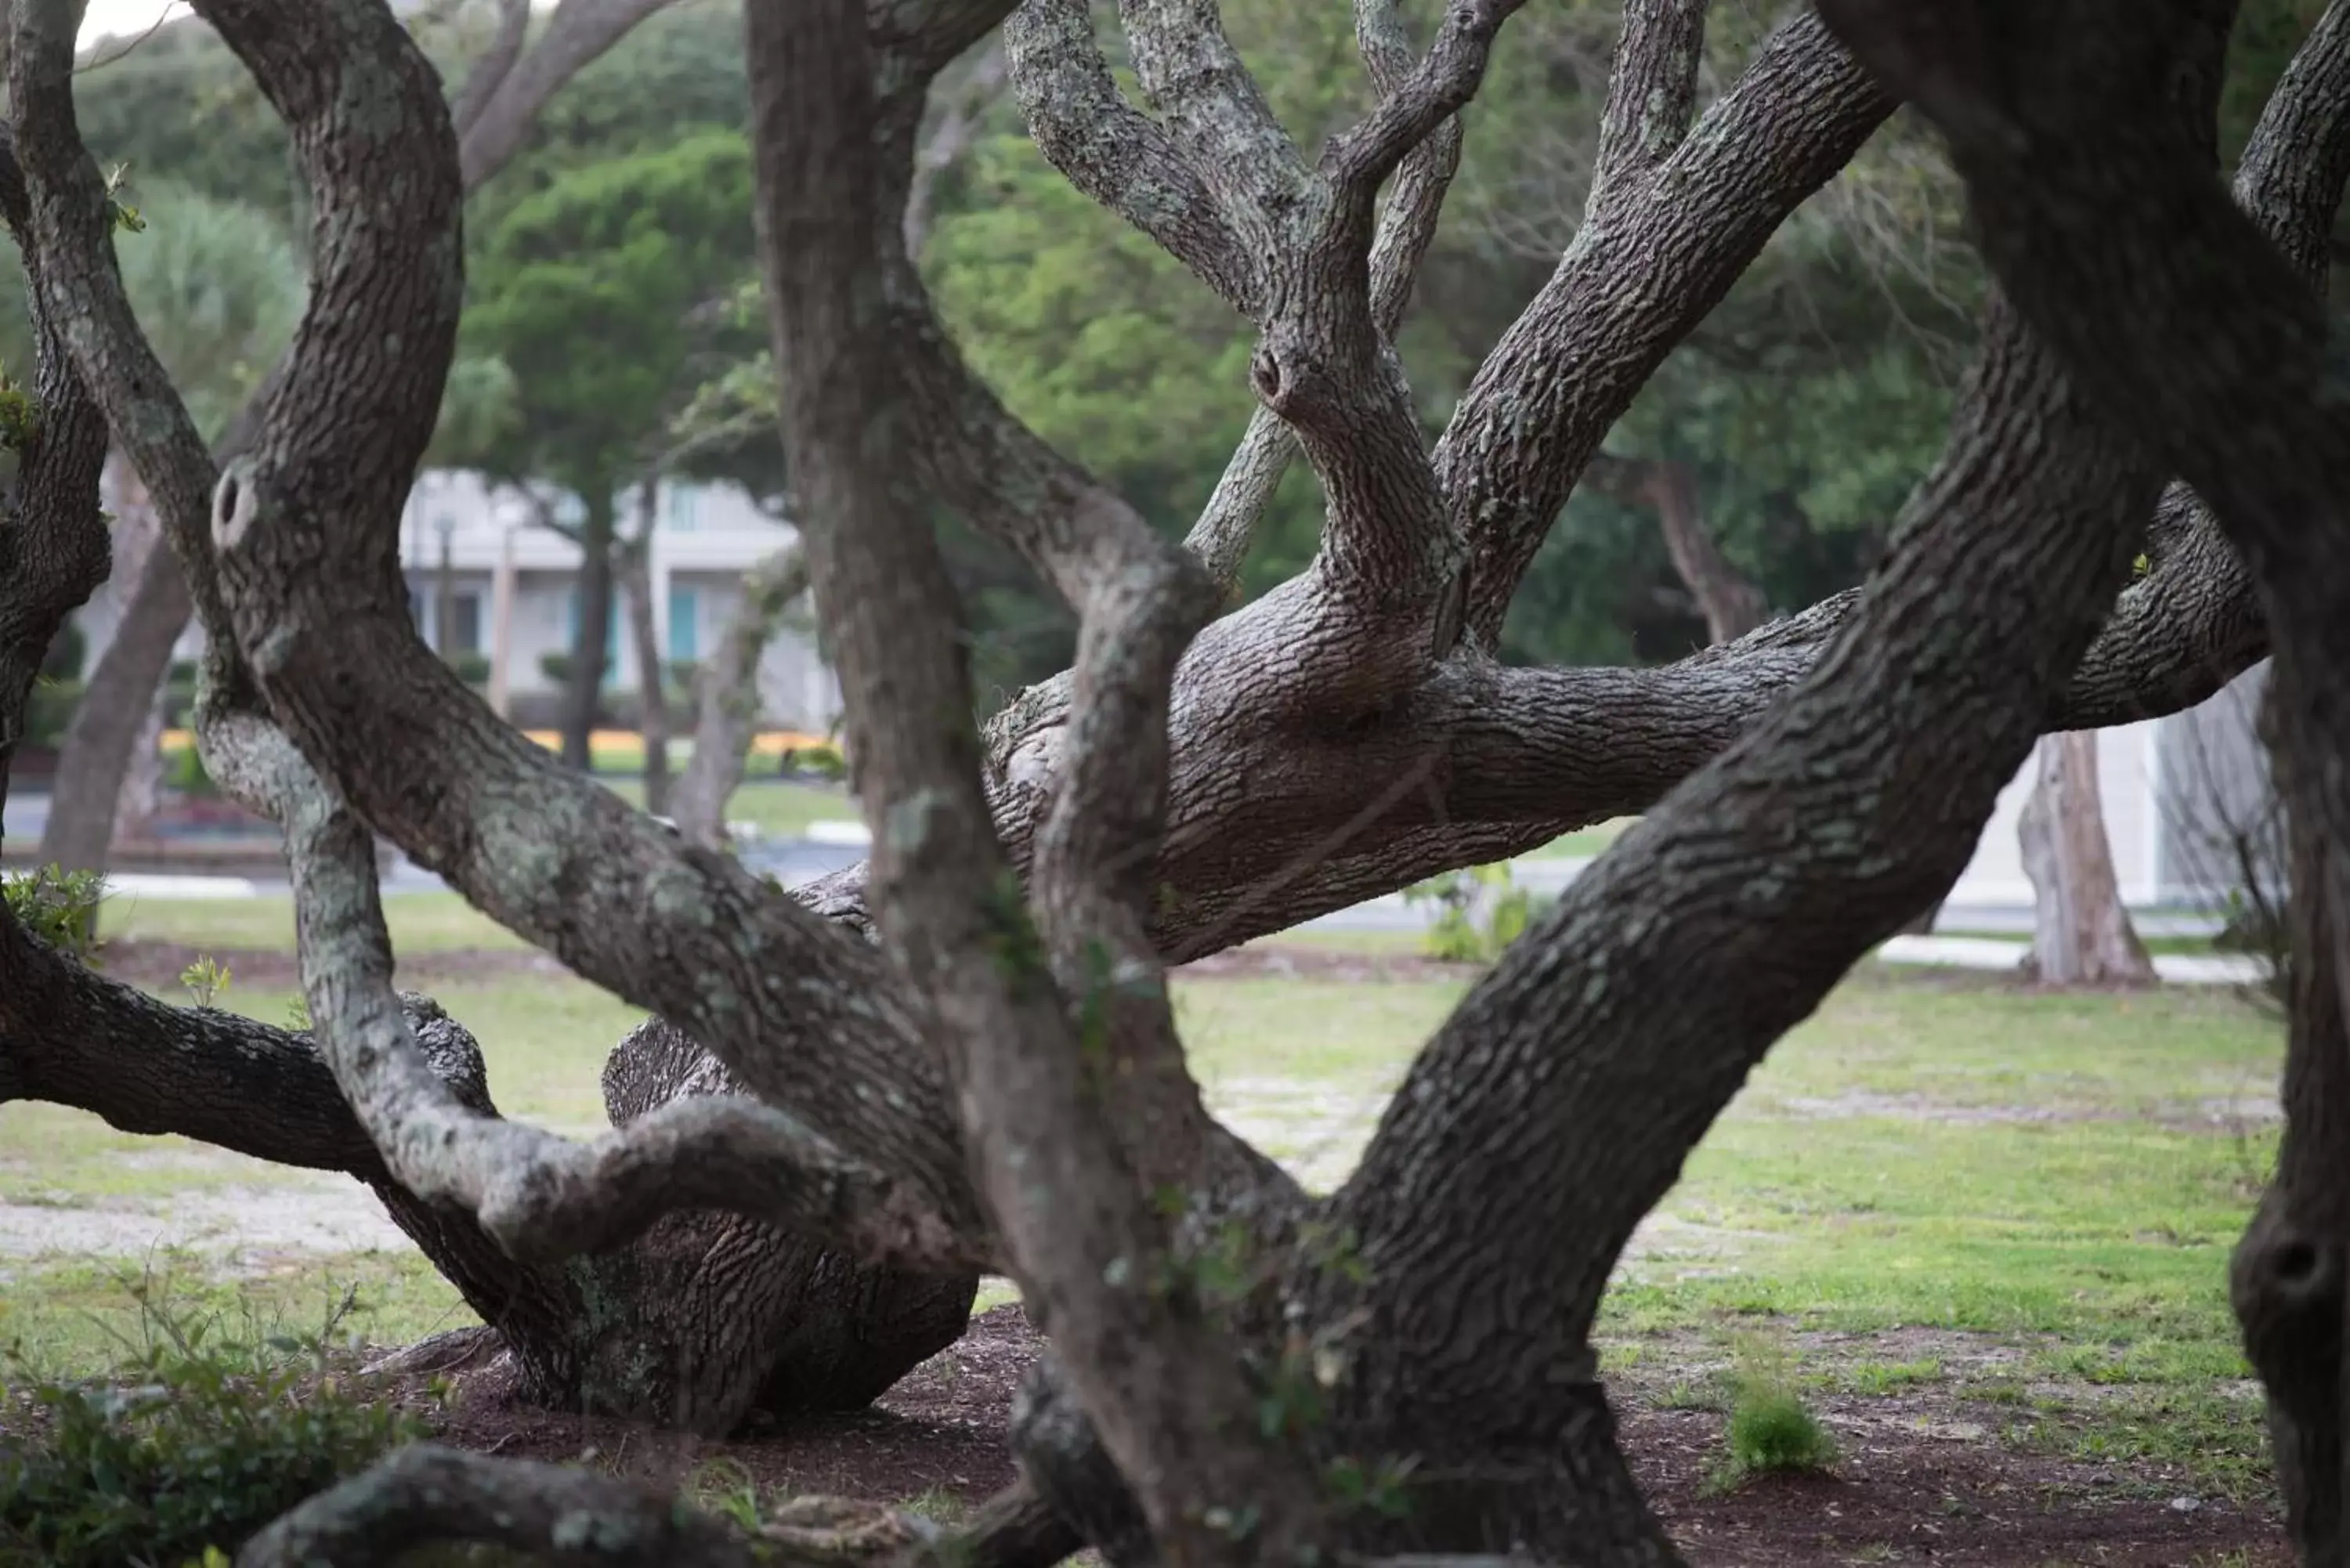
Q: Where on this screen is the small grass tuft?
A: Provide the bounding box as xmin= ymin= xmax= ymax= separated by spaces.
xmin=1716 ymin=1337 xmax=1837 ymax=1487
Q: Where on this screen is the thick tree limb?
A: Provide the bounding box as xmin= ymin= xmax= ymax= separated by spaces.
xmin=1002 ymin=0 xmax=1256 ymax=312
xmin=1177 ymin=0 xmax=1478 ymax=595
xmin=1587 ymin=0 xmax=1708 ymax=210
xmin=1116 ymin=0 xmax=1314 ymax=226
xmin=455 ymin=0 xmax=678 ymax=190
xmin=1329 ymin=288 xmax=2162 ymax=1517
xmin=751 ymin=1 xmax=1328 ymax=1556
xmin=0 ymin=126 xmax=110 ymax=812
xmin=1437 ymin=12 xmax=1896 ymax=644
xmin=238 ymin=1444 xmax=778 ymax=1568
xmin=446 ymin=0 xmax=532 ymax=139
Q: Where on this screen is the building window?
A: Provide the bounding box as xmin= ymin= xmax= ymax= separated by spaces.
xmin=667 ymin=585 xmax=700 ymax=663
xmin=665 ymin=484 xmax=699 ymax=533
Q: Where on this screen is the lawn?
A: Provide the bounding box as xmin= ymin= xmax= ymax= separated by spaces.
xmin=603 ymin=776 xmax=859 ymax=839
xmin=1532 ymin=815 xmax=1637 ymax=858
xmin=97 ymin=890 xmax=530 ymax=952
xmin=0 ymin=951 xmax=2285 ymax=1496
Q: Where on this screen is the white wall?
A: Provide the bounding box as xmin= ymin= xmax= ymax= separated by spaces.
xmin=1944 ymin=721 xmax=2165 ymax=908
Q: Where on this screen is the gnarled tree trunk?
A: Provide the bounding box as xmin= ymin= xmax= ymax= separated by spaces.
xmin=2019 ymin=732 xmax=2157 ymax=986
xmin=13 ymin=2 xmax=2350 ymax=1565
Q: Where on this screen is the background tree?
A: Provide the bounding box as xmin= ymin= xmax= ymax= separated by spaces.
xmin=461 ymin=128 xmax=761 ymax=769
xmin=21 ymin=0 xmax=687 ymax=871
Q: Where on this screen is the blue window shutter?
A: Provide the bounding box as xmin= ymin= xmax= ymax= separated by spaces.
xmin=565 ymin=586 xmax=578 ymax=643
xmin=667 ymin=586 xmax=699 ymax=663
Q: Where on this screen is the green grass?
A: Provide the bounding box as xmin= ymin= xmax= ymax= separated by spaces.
xmin=0 ymin=947 xmax=2287 ymax=1496
xmin=1530 ymin=816 xmax=1636 ymax=858
xmin=602 ymin=778 xmax=858 ymax=839
xmin=98 ymin=891 xmax=530 ymax=954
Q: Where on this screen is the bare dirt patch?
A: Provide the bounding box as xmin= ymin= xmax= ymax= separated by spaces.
xmin=370 ymin=1307 xmax=2289 ymax=1566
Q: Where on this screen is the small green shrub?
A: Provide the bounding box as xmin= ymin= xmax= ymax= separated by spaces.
xmin=1716 ymin=1338 xmax=1835 ymax=1486
xmin=780 ymin=742 xmax=848 ymax=782
xmin=167 ymin=743 xmax=217 ymax=798
xmin=445 ymin=651 xmax=492 ymax=685
xmin=2 ymin=865 xmax=107 ymax=963
xmin=39 ymin=621 xmax=85 ymax=683
xmin=1725 ymin=1386 xmax=1836 ymax=1477
xmin=24 ymin=679 xmax=81 ymax=748
xmin=179 ymin=956 xmax=231 ymax=1008
xmin=1401 ymin=863 xmax=1532 ymax=963
xmin=0 ymin=1288 xmax=425 ymax=1567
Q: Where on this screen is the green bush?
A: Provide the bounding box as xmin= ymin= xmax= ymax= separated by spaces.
xmin=24 ymin=679 xmax=81 ymax=748
xmin=780 ymin=741 xmax=848 ymax=782
xmin=1716 ymin=1339 xmax=1835 ymax=1486
xmin=1401 ymin=864 xmax=1532 ymax=963
xmin=0 ymin=1290 xmax=426 ymax=1568
xmin=40 ymin=621 xmax=84 ymax=682
xmin=538 ymin=652 xmax=573 ymax=686
xmin=2 ymin=865 xmax=107 ymax=962
xmin=445 ymin=651 xmax=492 ymax=685
xmin=168 ymin=743 xmax=218 ymax=798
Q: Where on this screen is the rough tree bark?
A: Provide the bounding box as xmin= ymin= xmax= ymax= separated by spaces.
xmin=5 ymin=0 xmax=978 ymax=1440
xmin=1810 ymin=2 xmax=2350 ymax=1564
xmin=2018 ymin=732 xmax=2158 ymax=988
xmin=27 ymin=0 xmax=681 ymax=873
xmin=5 ymin=0 xmax=2345 ymax=1563
xmin=670 ymin=544 xmax=808 ymax=850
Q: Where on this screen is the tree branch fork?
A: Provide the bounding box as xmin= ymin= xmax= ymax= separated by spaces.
xmin=0 ymin=0 xmax=2330 ymax=1562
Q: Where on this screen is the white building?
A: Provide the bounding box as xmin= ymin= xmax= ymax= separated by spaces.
xmin=73 ymin=468 xmax=841 ymax=734
xmin=392 ymin=471 xmax=841 ymax=731
xmin=1945 ymin=663 xmax=2276 ymax=910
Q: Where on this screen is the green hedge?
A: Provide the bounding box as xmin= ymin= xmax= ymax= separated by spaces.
xmin=26 ymin=680 xmax=81 ymax=747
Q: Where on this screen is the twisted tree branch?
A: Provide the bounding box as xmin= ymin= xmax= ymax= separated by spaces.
xmin=1002 ymin=0 xmax=1256 ymax=312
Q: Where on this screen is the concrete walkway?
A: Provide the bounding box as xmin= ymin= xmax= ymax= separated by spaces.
xmin=1875 ymin=934 xmax=2265 ymax=986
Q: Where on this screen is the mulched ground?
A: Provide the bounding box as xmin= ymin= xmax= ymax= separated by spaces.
xmin=398 ymin=1306 xmax=2287 ymax=1566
